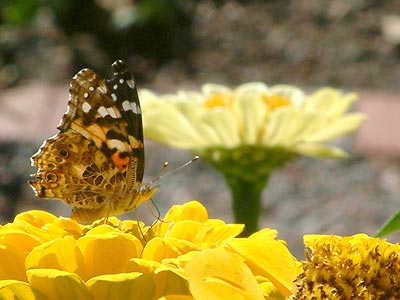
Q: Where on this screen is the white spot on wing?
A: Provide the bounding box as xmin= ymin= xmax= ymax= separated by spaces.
xmin=122 ymin=100 xmax=141 ymax=113
xmin=127 ymin=79 xmax=135 ymax=89
xmin=122 ymin=100 xmax=131 ymax=112
xmin=89 ymin=86 xmax=95 ymax=91
xmin=83 ymin=92 xmax=89 ymax=99
xmin=97 ymin=106 xmax=119 ymax=118
xmin=107 ymin=107 xmax=118 ymax=118
xmin=97 ymin=106 xmax=108 ymax=117
xmin=82 ymin=102 xmax=91 ymax=113
xmin=119 ymin=79 xmax=124 ymax=84
xmin=131 ymin=101 xmax=141 ymax=113
xmin=113 ymin=84 xmax=118 ymax=90
xmin=111 ymin=93 xmax=117 ymax=101
xmin=107 ymin=139 xmax=129 ymax=152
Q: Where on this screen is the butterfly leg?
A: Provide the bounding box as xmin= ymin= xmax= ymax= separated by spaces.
xmin=103 ymin=196 xmax=114 ymax=224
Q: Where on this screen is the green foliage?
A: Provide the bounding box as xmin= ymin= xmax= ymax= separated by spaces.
xmin=1 ymin=0 xmax=41 ymax=25
xmin=375 ymin=209 xmax=400 ymax=237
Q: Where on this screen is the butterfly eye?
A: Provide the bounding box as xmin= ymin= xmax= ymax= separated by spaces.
xmin=45 ymin=172 xmax=58 ymax=182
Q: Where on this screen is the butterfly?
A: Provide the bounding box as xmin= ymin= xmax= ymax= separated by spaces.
xmin=30 ymin=60 xmax=159 ymax=222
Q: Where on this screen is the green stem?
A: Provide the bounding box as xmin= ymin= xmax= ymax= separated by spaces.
xmin=224 ymin=174 xmax=270 ymax=236
xmin=199 ymin=146 xmax=294 ymax=236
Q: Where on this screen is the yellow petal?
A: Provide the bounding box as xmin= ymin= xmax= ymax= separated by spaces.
xmin=52 ymin=217 xmax=85 ymax=238
xmin=185 ymin=248 xmax=264 ymax=300
xmin=13 ymin=210 xmax=57 ymax=227
xmin=126 ymin=258 xmax=164 ymax=274
xmin=87 ymin=272 xmax=155 ymax=300
xmin=0 ymin=229 xmax=41 ymax=253
xmin=27 ymin=269 xmax=91 ymax=300
xmin=203 ymin=223 xmax=244 ymax=245
xmin=25 ymin=237 xmax=84 ymax=276
xmin=77 ymin=232 xmax=142 ymax=280
xmin=157 ymin=295 xmax=195 ymax=300
xmin=157 ymin=201 xmax=208 ymax=238
xmin=164 ymin=201 xmax=208 ymax=223
xmin=153 ymin=269 xmax=190 ymax=299
xmin=255 ymin=276 xmax=285 ymax=300
xmin=249 ymin=228 xmax=278 ymax=240
xmin=127 ymin=258 xmax=190 ymax=299
xmin=0 ymin=241 xmax=28 ymax=281
xmin=142 ymin=237 xmax=197 ymax=262
xmin=84 ymin=224 xmax=119 ymax=235
xmin=224 ymin=236 xmax=300 ymax=297
xmin=162 ymin=220 xmax=212 ymax=243
xmin=0 ymin=280 xmax=47 ymax=300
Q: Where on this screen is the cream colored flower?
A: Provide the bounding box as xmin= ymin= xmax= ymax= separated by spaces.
xmin=140 ymin=84 xmax=365 ymax=158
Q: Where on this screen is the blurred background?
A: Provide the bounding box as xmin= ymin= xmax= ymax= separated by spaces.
xmin=1 ymin=0 xmax=400 ymax=257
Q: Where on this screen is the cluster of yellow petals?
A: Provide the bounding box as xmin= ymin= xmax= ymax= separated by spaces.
xmin=0 ymin=201 xmax=300 ymax=300
xmin=288 ymin=234 xmax=400 ymax=300
xmin=140 ymin=83 xmax=366 ymax=159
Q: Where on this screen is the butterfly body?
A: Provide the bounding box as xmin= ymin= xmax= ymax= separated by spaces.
xmin=30 ymin=60 xmax=159 ymax=222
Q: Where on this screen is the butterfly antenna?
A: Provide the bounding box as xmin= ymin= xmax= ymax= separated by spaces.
xmin=147 ymin=156 xmax=199 ymax=186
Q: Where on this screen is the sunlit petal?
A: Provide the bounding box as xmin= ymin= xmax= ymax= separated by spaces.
xmin=25 ymin=237 xmax=84 ymax=275
xmin=185 ymin=248 xmax=264 ymax=300
xmin=157 ymin=201 xmax=208 ymax=238
xmin=77 ymin=231 xmax=142 ymax=280
xmin=142 ymin=237 xmax=197 ymax=262
xmin=87 ymin=272 xmax=155 ymax=300
xmin=27 ymin=269 xmax=91 ymax=300
xmin=0 ymin=241 xmax=28 ymax=281
xmin=224 ymin=234 xmax=300 ymax=297
xmin=0 ymin=280 xmax=46 ymax=300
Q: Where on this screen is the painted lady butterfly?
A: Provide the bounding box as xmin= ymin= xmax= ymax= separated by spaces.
xmin=30 ymin=60 xmax=159 ymax=222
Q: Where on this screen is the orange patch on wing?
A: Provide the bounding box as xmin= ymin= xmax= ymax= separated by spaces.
xmin=111 ymin=151 xmax=129 ymax=172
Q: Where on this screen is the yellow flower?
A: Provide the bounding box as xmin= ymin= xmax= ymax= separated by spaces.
xmin=288 ymin=234 xmax=400 ymax=300
xmin=0 ymin=201 xmax=299 ymax=300
xmin=140 ymin=84 xmax=365 ymax=159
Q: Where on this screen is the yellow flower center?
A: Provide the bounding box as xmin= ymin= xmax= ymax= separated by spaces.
xmin=262 ymin=94 xmax=292 ymax=110
xmin=288 ymin=234 xmax=400 ymax=300
xmin=203 ymin=93 xmax=232 ymax=108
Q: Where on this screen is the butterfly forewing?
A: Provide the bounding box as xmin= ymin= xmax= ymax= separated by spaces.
xmin=30 ymin=60 xmax=158 ymax=222
xmin=104 ymin=61 xmax=145 ymax=182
